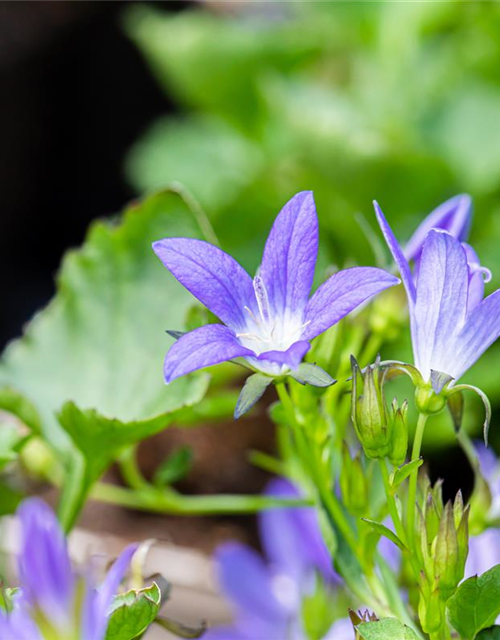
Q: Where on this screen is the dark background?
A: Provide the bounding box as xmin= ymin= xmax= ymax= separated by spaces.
xmin=0 ymin=1 xmax=182 ymax=349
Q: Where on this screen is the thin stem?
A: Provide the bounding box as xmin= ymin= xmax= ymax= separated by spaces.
xmin=119 ymin=445 xmax=148 ymax=490
xmin=90 ymin=482 xmax=311 ymax=515
xmin=57 ymin=452 xmax=88 ymax=533
xmin=407 ymin=412 xmax=428 ymax=549
xmin=379 ymin=459 xmax=408 ymax=547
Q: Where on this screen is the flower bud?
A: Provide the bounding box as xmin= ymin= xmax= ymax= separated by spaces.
xmin=388 ymin=399 xmax=408 ymax=466
xmin=340 ymin=444 xmax=369 ymax=516
xmin=415 ymin=384 xmax=447 ymax=415
xmin=351 ymin=356 xmax=392 ymax=459
xmin=418 ymin=587 xmax=445 ymax=634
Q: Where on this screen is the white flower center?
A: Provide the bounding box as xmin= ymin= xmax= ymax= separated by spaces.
xmin=235 ymin=276 xmax=309 ymax=355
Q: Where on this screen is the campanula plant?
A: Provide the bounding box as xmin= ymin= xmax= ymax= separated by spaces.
xmin=153 ymin=191 xmax=399 ymax=417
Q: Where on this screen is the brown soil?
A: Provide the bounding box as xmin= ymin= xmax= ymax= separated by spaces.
xmin=76 ymin=387 xmax=277 ymax=554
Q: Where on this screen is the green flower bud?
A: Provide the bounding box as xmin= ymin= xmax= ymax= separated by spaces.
xmin=434 ymin=502 xmax=459 ymax=599
xmin=351 ymin=356 xmax=392 ymax=459
xmin=415 ymin=384 xmax=447 ymax=415
xmin=388 ymin=399 xmax=409 ymax=466
xmin=340 ymin=443 xmax=369 ymax=516
xmin=418 ymin=587 xmax=445 ymax=634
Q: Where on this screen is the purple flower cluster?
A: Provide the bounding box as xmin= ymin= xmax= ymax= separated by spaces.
xmin=0 ymin=498 xmax=136 ymax=640
xmin=205 ymin=479 xmax=352 ymax=640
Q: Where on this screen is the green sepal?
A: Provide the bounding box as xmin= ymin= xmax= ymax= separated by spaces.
xmin=234 ymin=373 xmax=272 ymax=419
xmin=447 ymin=390 xmax=464 ymax=431
xmin=361 ymin=518 xmax=407 ymax=551
xmin=430 ymin=369 xmax=454 ymax=395
xmin=290 ymin=363 xmax=336 ymax=387
xmin=452 ymin=383 xmax=491 ymax=445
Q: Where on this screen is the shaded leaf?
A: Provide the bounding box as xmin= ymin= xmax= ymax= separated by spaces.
xmin=448 ymin=564 xmax=500 ymax=640
xmin=477 ymin=627 xmax=500 ymax=640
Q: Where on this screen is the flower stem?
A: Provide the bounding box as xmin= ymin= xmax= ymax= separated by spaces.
xmin=90 ymin=482 xmax=311 ymax=515
xmin=407 ymin=412 xmax=428 ymax=549
xmin=119 ymin=445 xmax=148 ymax=490
xmin=379 ymin=459 xmax=408 ymax=547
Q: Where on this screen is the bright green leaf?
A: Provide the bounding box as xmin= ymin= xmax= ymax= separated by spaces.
xmin=357 ymin=618 xmax=420 ymax=639
xmin=106 ymin=583 xmax=161 ymax=640
xmin=448 ymin=564 xmax=500 ymax=640
xmin=0 ymin=190 xmax=210 ymax=454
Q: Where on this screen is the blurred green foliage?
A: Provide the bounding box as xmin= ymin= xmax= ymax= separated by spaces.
xmin=124 ymin=1 xmax=500 ymax=440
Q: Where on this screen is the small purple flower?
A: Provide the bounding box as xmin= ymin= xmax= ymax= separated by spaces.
xmin=205 ymin=479 xmax=350 ymax=640
xmin=153 ymin=192 xmax=398 ymax=382
xmin=375 ymin=202 xmax=499 ymax=386
xmin=3 ymin=498 xmax=137 ymax=640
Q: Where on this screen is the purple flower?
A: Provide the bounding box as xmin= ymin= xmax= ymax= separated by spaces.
xmin=404 ymin=194 xmax=472 ymax=267
xmin=375 ymin=202 xmax=499 ymax=386
xmin=153 ymin=192 xmax=398 ymax=381
xmin=3 ymin=498 xmax=137 ymax=640
xmin=204 ymin=479 xmax=350 ymax=640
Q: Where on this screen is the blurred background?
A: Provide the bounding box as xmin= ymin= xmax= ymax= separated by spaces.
xmin=2 ymin=1 xmax=500 ymax=496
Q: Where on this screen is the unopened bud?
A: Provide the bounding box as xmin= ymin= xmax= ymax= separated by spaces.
xmin=415 ymin=384 xmax=447 ymax=416
xmin=351 ymin=356 xmax=392 ymax=459
xmin=434 ymin=502 xmax=459 ymax=599
xmin=388 ymin=399 xmax=408 ymax=466
xmin=340 ymin=444 xmax=369 ymax=516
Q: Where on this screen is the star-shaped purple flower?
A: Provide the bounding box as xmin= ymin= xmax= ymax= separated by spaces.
xmin=153 ymin=192 xmax=399 ymax=384
xmin=374 ymin=201 xmax=500 ymax=387
xmin=0 ymin=498 xmax=137 ymax=640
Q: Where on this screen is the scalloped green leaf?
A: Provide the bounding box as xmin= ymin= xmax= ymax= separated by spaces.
xmin=0 ymin=190 xmax=210 ymax=454
xmin=357 ymin=618 xmax=420 ymax=639
xmin=106 ymin=583 xmax=161 ymax=640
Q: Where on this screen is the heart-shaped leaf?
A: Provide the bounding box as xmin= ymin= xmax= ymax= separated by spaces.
xmin=448 ymin=564 xmax=500 ymax=640
xmin=106 ymin=583 xmax=162 ymax=640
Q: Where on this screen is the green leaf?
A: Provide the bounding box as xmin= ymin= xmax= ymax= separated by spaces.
xmin=153 ymin=446 xmax=193 ymax=486
xmin=234 ymin=374 xmax=272 ymax=419
xmin=361 ymin=519 xmax=407 ymax=551
xmin=390 ymin=458 xmax=423 ymax=487
xmin=106 ymin=583 xmax=161 ymax=640
xmin=447 ymin=564 xmax=500 ymax=640
xmin=290 ymin=363 xmax=336 ymax=387
xmin=0 ymin=190 xmax=210 ymax=454
xmin=477 ymin=627 xmax=500 ymax=640
xmin=357 ymin=618 xmax=420 ymax=639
